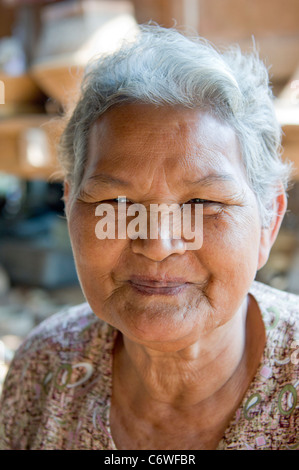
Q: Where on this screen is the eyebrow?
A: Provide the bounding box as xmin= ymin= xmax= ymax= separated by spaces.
xmin=86 ymin=172 xmax=238 ymax=188
xmin=86 ymin=173 xmax=131 ymax=187
xmin=182 ymin=174 xmax=238 ymax=187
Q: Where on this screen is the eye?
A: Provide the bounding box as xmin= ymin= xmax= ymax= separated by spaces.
xmin=186 ymin=198 xmax=224 ymax=217
xmin=112 ymin=197 xmax=130 ymax=203
xmin=110 ymin=197 xmax=133 ymax=205
xmin=187 ymin=198 xmax=221 ymax=205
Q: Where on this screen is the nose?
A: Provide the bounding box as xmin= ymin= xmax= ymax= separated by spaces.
xmin=131 ymin=237 xmax=186 ymax=261
xmin=130 ymin=205 xmax=186 ymax=261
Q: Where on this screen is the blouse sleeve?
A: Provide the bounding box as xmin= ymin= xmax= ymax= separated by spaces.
xmin=0 ymin=332 xmax=49 ymax=450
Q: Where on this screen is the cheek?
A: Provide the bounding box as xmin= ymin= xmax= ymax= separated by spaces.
xmin=67 ymin=204 xmax=127 ymax=285
xmin=199 ymin=210 xmax=261 ymax=284
xmin=190 ymin=210 xmax=261 ymax=328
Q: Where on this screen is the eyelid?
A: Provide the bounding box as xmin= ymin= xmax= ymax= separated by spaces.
xmin=89 ymin=197 xmax=133 ymax=204
xmin=106 ymin=198 xmax=221 ymax=206
xmin=112 ymin=197 xmax=133 ymax=204
xmin=187 ymin=198 xmax=222 ymax=205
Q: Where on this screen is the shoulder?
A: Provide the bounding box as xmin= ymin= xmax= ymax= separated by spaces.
xmin=21 ymin=302 xmax=106 ymax=346
xmin=2 ymin=301 xmax=116 ymax=383
xmin=222 ymin=282 xmax=299 ymax=450
xmin=250 ymin=279 xmax=299 ymax=314
xmin=250 ymin=280 xmax=298 ymax=386
xmin=0 ymin=303 xmax=116 ymax=449
xmin=250 ymin=280 xmax=299 ymax=348
xmin=250 ymin=282 xmax=298 ymax=443
xmin=11 ymin=302 xmax=114 ymax=363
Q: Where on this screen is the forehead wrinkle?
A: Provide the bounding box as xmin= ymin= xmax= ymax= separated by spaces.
xmin=86 ymin=173 xmax=131 ymax=187
xmin=183 ymin=173 xmax=239 ymax=187
xmin=86 ymin=106 xmax=248 ymax=197
xmin=176 ymin=137 xmax=247 ymax=185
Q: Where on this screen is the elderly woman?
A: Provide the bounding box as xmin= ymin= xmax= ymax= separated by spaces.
xmin=0 ymin=25 xmax=298 ymax=451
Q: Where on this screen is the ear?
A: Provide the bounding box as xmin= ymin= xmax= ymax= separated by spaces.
xmin=257 ymin=188 xmax=287 ymax=270
xmin=63 ymin=180 xmax=71 ymax=217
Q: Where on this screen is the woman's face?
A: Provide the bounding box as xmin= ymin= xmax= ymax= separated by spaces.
xmin=65 ymin=104 xmax=268 ymax=350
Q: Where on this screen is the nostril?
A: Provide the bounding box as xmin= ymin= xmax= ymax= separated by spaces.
xmin=131 ymin=237 xmax=186 ymax=261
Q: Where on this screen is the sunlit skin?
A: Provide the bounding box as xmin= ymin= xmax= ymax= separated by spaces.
xmin=64 ymin=104 xmax=286 ymax=449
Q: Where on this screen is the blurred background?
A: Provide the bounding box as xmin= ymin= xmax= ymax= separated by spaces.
xmin=0 ymin=0 xmax=298 ymax=393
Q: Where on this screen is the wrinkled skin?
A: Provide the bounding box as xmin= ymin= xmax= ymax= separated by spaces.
xmin=64 ymin=104 xmax=286 ymax=449
xmin=64 ymin=104 xmax=284 ymax=350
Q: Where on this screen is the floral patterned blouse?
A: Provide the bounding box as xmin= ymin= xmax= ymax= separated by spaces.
xmin=0 ymin=281 xmax=298 ymax=450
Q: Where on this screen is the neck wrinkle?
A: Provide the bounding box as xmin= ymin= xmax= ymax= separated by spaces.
xmin=118 ymin=296 xmax=249 ymax=408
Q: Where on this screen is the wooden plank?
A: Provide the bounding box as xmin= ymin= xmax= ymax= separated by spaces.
xmin=0 ymin=114 xmax=64 ymax=181
xmin=199 ymin=0 xmax=299 ymax=38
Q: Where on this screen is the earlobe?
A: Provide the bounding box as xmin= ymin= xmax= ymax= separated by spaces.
xmin=64 ymin=180 xmax=70 ymax=202
xmin=63 ymin=180 xmax=71 ymax=217
xmin=257 ymin=228 xmax=272 ymax=270
xmin=257 ymin=189 xmax=287 ymax=270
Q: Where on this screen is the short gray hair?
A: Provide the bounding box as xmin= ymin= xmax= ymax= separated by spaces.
xmin=59 ymin=24 xmax=292 ymax=226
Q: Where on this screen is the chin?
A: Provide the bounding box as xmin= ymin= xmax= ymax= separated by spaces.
xmin=113 ymin=307 xmax=200 ymax=350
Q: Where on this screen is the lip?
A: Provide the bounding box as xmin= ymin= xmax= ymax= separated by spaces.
xmin=128 ymin=276 xmax=189 ymax=296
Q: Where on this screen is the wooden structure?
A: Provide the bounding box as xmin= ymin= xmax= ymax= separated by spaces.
xmin=0 ymin=0 xmax=298 ymax=181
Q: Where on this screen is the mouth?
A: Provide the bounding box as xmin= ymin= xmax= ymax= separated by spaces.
xmin=128 ymin=276 xmax=189 ymax=296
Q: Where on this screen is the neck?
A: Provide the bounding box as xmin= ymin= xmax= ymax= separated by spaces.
xmin=113 ymin=296 xmax=254 ymax=409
